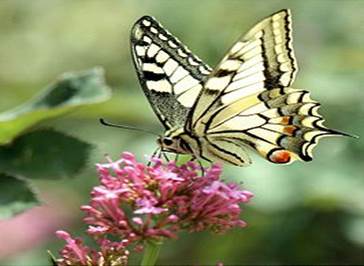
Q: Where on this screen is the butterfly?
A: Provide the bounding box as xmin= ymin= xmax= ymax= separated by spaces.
xmin=130 ymin=9 xmax=351 ymax=167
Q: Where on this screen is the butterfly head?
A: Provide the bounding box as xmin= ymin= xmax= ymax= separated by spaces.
xmin=157 ymin=136 xmax=173 ymax=150
xmin=157 ymin=136 xmax=183 ymax=154
xmin=157 ymin=130 xmax=193 ymax=155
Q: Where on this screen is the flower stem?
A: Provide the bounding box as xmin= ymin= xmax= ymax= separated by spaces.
xmin=141 ymin=241 xmax=162 ymax=266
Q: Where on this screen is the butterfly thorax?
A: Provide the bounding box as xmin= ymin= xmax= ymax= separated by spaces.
xmin=157 ymin=128 xmax=199 ymax=156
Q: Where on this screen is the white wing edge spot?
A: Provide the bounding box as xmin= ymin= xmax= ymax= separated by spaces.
xmin=146 ymin=80 xmax=172 ymax=92
xmin=142 ymin=20 xmax=151 ymax=27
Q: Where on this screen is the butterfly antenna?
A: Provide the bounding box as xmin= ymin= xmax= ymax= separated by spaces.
xmin=99 ymin=118 xmax=160 ymax=136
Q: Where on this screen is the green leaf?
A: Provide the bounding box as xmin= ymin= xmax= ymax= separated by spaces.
xmin=0 ymin=129 xmax=92 ymax=179
xmin=0 ymin=173 xmax=39 ymax=219
xmin=0 ymin=67 xmax=111 ymax=145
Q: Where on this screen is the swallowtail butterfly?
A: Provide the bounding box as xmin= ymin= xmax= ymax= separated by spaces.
xmin=130 ymin=9 xmax=351 ymax=166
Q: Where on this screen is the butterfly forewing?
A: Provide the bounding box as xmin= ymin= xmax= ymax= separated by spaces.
xmin=131 ymin=16 xmax=211 ymax=129
xmin=190 ymin=9 xmax=297 ymax=129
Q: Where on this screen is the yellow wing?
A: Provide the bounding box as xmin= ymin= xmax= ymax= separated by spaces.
xmin=201 ymin=87 xmax=350 ymax=166
xmin=187 ymin=9 xmax=349 ymax=166
xmin=190 ymin=9 xmax=297 ymax=129
xmin=131 ymin=16 xmax=211 ymax=130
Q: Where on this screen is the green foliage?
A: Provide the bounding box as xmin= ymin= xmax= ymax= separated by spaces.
xmin=0 ymin=67 xmax=110 ymax=145
xmin=0 ymin=173 xmax=39 ymax=219
xmin=0 ymin=68 xmax=110 ymax=218
xmin=0 ymin=129 xmax=92 ymax=179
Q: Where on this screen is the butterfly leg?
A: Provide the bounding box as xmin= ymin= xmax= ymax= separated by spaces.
xmin=162 ymin=151 xmax=170 ymax=163
xmin=174 ymin=153 xmax=180 ymax=164
xmin=190 ymin=156 xmax=205 ymax=176
xmin=199 ymin=160 xmax=205 ymax=176
xmin=148 ymin=147 xmax=161 ymax=166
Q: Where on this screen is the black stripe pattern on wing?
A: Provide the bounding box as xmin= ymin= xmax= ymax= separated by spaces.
xmin=204 ymin=87 xmax=350 ymax=164
xmin=131 ymin=16 xmax=212 ymax=129
xmin=190 ymin=9 xmax=298 ymax=130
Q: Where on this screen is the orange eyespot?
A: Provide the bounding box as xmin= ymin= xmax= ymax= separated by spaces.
xmin=281 ymin=116 xmax=291 ymax=125
xmin=269 ymin=150 xmax=291 ymax=164
xmin=283 ymin=126 xmax=296 ymax=135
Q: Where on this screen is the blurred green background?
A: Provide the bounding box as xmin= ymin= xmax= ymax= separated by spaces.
xmin=0 ymin=0 xmax=363 ymax=265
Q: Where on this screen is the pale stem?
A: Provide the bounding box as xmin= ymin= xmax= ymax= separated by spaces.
xmin=141 ymin=240 xmax=162 ymax=266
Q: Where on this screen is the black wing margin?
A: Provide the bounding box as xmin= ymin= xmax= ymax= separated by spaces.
xmin=130 ymin=16 xmax=211 ymax=129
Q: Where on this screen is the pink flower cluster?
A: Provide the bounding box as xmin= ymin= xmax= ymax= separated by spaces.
xmin=56 ymin=152 xmax=253 ymax=265
xmin=56 ymin=231 xmax=129 ymax=266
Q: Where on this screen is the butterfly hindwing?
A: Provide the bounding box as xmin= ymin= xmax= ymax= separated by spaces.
xmin=204 ymin=87 xmax=347 ymax=165
xmin=131 ymin=16 xmax=211 ymax=129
